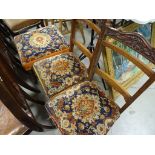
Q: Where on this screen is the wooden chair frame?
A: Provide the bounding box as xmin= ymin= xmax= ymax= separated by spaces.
xmin=70 ymin=19 xmax=155 ymax=114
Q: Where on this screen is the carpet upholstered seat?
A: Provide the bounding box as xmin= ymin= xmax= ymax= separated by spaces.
xmin=45 ymin=81 xmax=120 ymax=135
xmin=33 ymin=52 xmax=120 ymax=135
xmin=14 ymin=25 xmax=69 ymax=70
xmin=33 ymin=52 xmax=88 ymax=98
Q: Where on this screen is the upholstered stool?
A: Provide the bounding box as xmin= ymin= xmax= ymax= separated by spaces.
xmin=33 ymin=52 xmax=88 ymax=98
xmin=45 ymin=81 xmax=120 ymax=135
xmin=14 ymin=25 xmax=69 ymax=70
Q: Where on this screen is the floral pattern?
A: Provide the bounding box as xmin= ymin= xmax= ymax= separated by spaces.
xmin=14 ymin=25 xmax=69 ymax=70
xmin=33 ymin=52 xmax=88 ymax=98
xmin=46 ymin=81 xmax=120 ymax=135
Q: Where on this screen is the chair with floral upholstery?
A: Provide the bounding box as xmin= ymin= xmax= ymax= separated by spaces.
xmin=0 ymin=20 xmax=47 ymax=91
xmin=0 ymin=19 xmax=70 ymax=71
xmin=33 ymin=19 xmax=155 ymax=135
xmin=13 ymin=25 xmax=70 ymax=71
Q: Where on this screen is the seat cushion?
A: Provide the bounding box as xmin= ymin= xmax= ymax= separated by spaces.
xmin=0 ymin=100 xmax=28 ymax=135
xmin=14 ymin=25 xmax=69 ymax=70
xmin=33 ymin=52 xmax=88 ymax=98
xmin=4 ymin=19 xmax=41 ymax=32
xmin=46 ymin=81 xmax=120 ymax=135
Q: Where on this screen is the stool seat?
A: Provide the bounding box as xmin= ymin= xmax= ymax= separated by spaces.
xmin=14 ymin=25 xmax=69 ymax=70
xmin=46 ymin=81 xmax=120 ymax=135
xmin=33 ymin=52 xmax=88 ymax=97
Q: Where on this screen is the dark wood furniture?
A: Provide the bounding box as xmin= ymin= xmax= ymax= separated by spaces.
xmin=0 ymin=51 xmax=56 ymax=134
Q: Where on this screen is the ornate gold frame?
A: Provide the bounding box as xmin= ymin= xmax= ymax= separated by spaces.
xmin=102 ymin=22 xmax=154 ymax=99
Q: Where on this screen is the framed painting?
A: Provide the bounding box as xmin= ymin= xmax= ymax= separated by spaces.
xmin=102 ymin=22 xmax=154 ymax=99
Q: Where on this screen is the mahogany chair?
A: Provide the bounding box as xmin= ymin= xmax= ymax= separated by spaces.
xmin=0 ymin=38 xmax=41 ymax=93
xmin=33 ymin=19 xmax=155 ymax=135
xmin=0 ymin=53 xmax=56 ymax=135
xmin=12 ymin=25 xmax=69 ymax=71
xmin=0 ymin=46 xmax=45 ymax=105
xmin=0 ymin=19 xmax=70 ymax=97
xmin=0 ymin=54 xmax=42 ymax=134
xmin=0 ymin=19 xmax=45 ymax=56
xmin=0 ymin=28 xmax=41 ymax=88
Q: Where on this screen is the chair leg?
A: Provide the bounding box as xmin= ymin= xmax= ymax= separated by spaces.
xmin=8 ymin=51 xmax=21 ymax=65
xmin=58 ymin=20 xmax=63 ymax=33
xmin=41 ymin=124 xmax=56 ymax=129
xmin=29 ymin=70 xmax=38 ymax=84
xmin=21 ymin=89 xmax=45 ymax=105
xmin=40 ymin=19 xmax=45 ymax=27
xmin=23 ymin=129 xmax=32 ymax=135
xmin=62 ymin=21 xmax=69 ymax=32
xmin=44 ymin=19 xmax=49 ymax=26
xmin=78 ymin=23 xmax=86 ymax=44
xmin=15 ymin=72 xmax=40 ymax=93
xmin=10 ymin=63 xmax=40 ymax=93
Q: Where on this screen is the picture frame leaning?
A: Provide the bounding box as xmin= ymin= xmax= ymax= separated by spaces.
xmin=102 ymin=22 xmax=155 ymax=99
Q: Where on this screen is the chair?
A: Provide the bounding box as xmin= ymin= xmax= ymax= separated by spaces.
xmin=0 ymin=53 xmax=42 ymax=134
xmin=33 ymin=19 xmax=155 ymax=135
xmin=1 ymin=19 xmax=69 ymax=72
xmin=0 ymin=52 xmax=56 ymax=135
xmin=0 ymin=39 xmax=41 ymax=94
xmin=0 ymin=19 xmax=45 ymax=36
xmin=0 ymin=39 xmax=45 ymax=106
xmin=13 ymin=24 xmax=69 ymax=71
xmin=0 ymin=25 xmax=41 ymax=90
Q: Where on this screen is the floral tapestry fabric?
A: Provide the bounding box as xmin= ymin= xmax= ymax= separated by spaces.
xmin=46 ymin=81 xmax=120 ymax=135
xmin=14 ymin=25 xmax=69 ymax=70
xmin=33 ymin=52 xmax=88 ymax=98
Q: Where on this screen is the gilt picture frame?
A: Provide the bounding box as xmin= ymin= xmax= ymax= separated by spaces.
xmin=103 ymin=22 xmax=154 ymax=99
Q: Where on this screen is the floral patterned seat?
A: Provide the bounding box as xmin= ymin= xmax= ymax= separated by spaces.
xmin=33 ymin=52 xmax=88 ymax=98
xmin=46 ymin=81 xmax=120 ymax=135
xmin=14 ymin=25 xmax=69 ymax=70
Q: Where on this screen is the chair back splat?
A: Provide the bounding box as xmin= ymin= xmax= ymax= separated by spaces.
xmin=71 ymin=19 xmax=155 ymax=114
